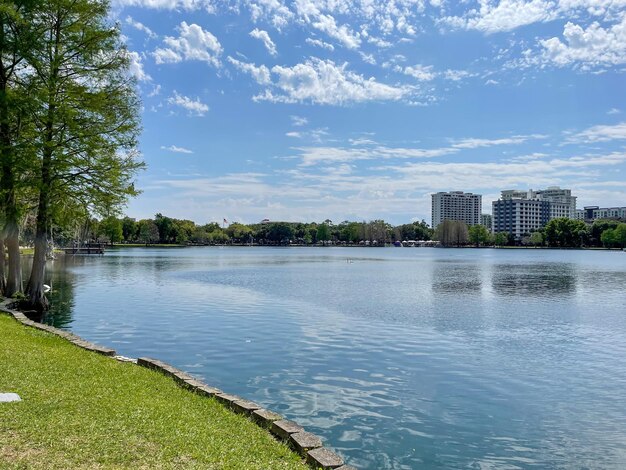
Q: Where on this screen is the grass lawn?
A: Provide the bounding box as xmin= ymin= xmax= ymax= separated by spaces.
xmin=0 ymin=315 xmax=308 ymax=469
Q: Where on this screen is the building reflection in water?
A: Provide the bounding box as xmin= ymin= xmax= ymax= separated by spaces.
xmin=490 ymin=262 xmax=577 ymax=298
xmin=431 ymin=261 xmax=482 ymax=295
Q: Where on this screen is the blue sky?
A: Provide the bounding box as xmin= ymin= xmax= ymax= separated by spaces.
xmin=116 ymin=0 xmax=626 ymax=225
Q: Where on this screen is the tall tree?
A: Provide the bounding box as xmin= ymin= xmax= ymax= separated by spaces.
xmin=0 ymin=0 xmax=37 ymax=296
xmin=24 ymin=0 xmax=143 ymax=310
xmin=468 ymin=224 xmax=490 ymax=247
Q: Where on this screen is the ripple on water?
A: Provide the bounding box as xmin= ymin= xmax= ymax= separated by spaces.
xmin=38 ymin=247 xmax=626 ymax=469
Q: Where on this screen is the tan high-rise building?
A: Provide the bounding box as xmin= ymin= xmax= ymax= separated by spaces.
xmin=431 ymin=191 xmax=482 ymax=228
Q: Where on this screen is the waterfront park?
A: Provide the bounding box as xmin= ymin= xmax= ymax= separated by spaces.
xmin=2 ymin=0 xmax=626 ymax=469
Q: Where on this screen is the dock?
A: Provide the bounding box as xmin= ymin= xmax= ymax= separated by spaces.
xmin=61 ymin=243 xmax=105 ymax=255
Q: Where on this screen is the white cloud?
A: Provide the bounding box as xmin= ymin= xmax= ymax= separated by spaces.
xmin=148 ymin=84 xmax=161 ymax=97
xmin=607 ymin=108 xmax=621 ymax=115
xmin=245 ymin=0 xmax=294 ymax=28
xmin=161 ymin=145 xmax=194 ymax=154
xmin=125 ymin=16 xmax=157 ymax=39
xmin=310 ymin=13 xmax=361 ymax=49
xmin=292 ymin=134 xmax=545 ymax=165
xmin=167 ymin=91 xmax=209 ymax=116
xmin=249 ymin=28 xmax=278 ymax=56
xmin=285 ymin=128 xmax=329 ymax=142
xmin=401 ymin=64 xmax=474 ymax=82
xmin=291 ymin=115 xmax=309 ymax=126
xmin=450 ymin=135 xmax=543 ymax=149
xmin=538 ymin=17 xmax=626 ymax=68
xmin=305 ymin=38 xmax=335 ymax=51
xmin=127 ymin=51 xmax=151 ymax=81
xmin=566 ymin=122 xmax=626 ymax=142
xmin=252 ymin=58 xmax=413 ymax=105
xmin=228 ymin=56 xmax=272 ymax=85
xmin=112 ymin=0 xmax=215 ymax=11
xmin=360 ymin=52 xmax=377 ymax=65
xmin=403 ymin=64 xmax=436 ymax=81
xmin=153 ymin=22 xmax=222 ymax=67
xmin=441 ymin=0 xmax=558 ymax=33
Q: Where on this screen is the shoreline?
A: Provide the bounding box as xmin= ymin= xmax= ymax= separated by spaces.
xmin=0 ymin=299 xmax=354 ymax=470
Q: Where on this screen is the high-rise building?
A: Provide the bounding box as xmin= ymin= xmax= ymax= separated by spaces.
xmin=493 ymin=198 xmax=550 ymax=239
xmin=481 ymin=214 xmax=492 ymax=231
xmin=431 ymin=191 xmax=481 ymax=228
xmin=500 ymin=187 xmax=576 ymax=218
xmin=492 ymin=186 xmax=576 ymax=240
xmin=575 ymin=206 xmax=626 ymax=221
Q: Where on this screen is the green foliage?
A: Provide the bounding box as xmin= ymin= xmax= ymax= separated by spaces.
xmin=468 ymin=224 xmax=491 ymax=247
xmin=601 ymin=223 xmax=626 ymax=248
xmin=590 ymin=219 xmax=621 ymax=247
xmin=137 ymin=219 xmax=159 ymax=244
xmin=493 ymin=232 xmax=509 ymax=247
xmin=544 ymin=218 xmax=588 ymax=247
xmin=121 ymin=216 xmax=137 ymax=242
xmin=396 ymin=220 xmax=433 ymax=241
xmin=98 ymin=216 xmax=123 ymax=244
xmin=338 ymin=221 xmax=362 ymax=244
xmin=617 ymin=224 xmax=626 ymax=247
xmin=266 ymin=223 xmax=294 ymax=244
xmin=226 ymin=222 xmax=253 ymax=242
xmin=316 ymin=223 xmax=331 ymax=243
xmin=529 ymin=231 xmax=544 ymax=246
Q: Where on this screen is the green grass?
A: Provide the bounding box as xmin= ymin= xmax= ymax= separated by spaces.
xmin=0 ymin=315 xmax=308 ymax=469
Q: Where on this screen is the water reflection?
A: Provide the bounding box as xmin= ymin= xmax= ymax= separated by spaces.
xmin=490 ymin=262 xmax=577 ymax=297
xmin=431 ymin=262 xmax=482 ymax=294
xmin=16 ymin=247 xmax=626 ymax=469
xmin=44 ymin=257 xmax=81 ymax=328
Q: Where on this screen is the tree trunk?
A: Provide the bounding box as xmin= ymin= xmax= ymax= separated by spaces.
xmin=0 ymin=238 xmax=6 ymax=294
xmin=26 ymin=148 xmax=51 ymax=311
xmin=0 ymin=27 xmax=22 ymax=297
xmin=4 ymin=219 xmax=21 ymax=297
xmin=26 ymin=231 xmax=48 ymax=312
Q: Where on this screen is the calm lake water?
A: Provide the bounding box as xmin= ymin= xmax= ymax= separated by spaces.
xmin=38 ymin=247 xmax=626 ymax=469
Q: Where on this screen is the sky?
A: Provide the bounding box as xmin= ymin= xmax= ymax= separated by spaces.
xmin=115 ymin=0 xmax=626 ymax=226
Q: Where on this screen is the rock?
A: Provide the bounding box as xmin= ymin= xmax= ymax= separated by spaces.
xmin=0 ymin=393 xmax=21 ymax=403
xmin=290 ymin=431 xmax=322 ymax=456
xmin=306 ymin=447 xmax=345 ymax=469
xmin=252 ymin=408 xmax=283 ymax=427
xmin=271 ymin=419 xmax=304 ymax=440
xmin=231 ymin=399 xmax=261 ymax=415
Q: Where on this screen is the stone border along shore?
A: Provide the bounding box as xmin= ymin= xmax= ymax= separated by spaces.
xmin=0 ymin=299 xmax=356 ymax=470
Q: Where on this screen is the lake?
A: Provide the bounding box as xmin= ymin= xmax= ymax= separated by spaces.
xmin=39 ymin=247 xmax=626 ymax=469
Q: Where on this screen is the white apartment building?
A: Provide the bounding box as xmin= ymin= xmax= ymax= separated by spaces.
xmin=575 ymin=206 xmax=626 ymax=220
xmin=501 ymin=187 xmax=576 ymax=219
xmin=431 ymin=191 xmax=482 ymax=228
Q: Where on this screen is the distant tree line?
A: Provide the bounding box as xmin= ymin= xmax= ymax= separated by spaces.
xmin=36 ymin=215 xmax=435 ymax=247
xmin=434 ymin=218 xmax=626 ymax=249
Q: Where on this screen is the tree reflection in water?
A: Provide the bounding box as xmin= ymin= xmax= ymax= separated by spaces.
xmin=21 ymin=255 xmax=80 ymax=328
xmin=491 ymin=262 xmax=577 ymax=297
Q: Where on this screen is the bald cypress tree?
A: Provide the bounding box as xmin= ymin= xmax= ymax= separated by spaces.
xmin=24 ymin=0 xmax=143 ymax=311
xmin=0 ymin=0 xmax=39 ymax=297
